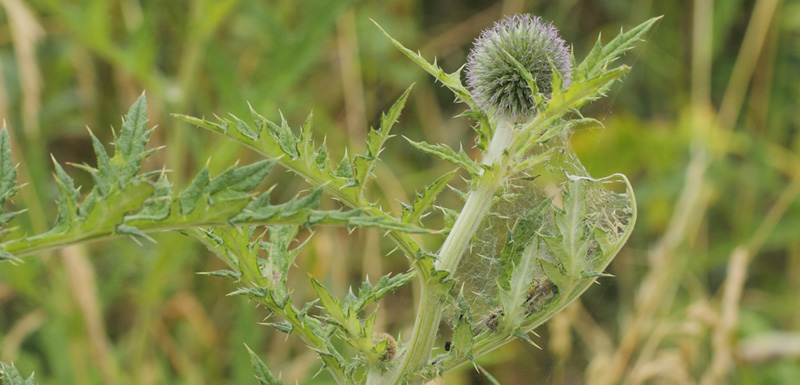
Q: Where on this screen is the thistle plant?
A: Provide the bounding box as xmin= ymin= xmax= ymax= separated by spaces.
xmin=0 ymin=14 xmax=658 ymax=385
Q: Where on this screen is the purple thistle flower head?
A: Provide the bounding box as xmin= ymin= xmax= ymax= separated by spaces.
xmin=466 ymin=14 xmax=572 ymax=122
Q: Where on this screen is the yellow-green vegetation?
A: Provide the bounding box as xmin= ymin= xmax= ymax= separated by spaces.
xmin=0 ymin=1 xmax=798 ymax=385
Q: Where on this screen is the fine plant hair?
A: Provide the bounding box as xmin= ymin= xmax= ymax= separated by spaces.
xmin=0 ymin=14 xmax=659 ymax=385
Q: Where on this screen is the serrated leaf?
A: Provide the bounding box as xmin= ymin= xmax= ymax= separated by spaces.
xmin=555 ymin=179 xmax=590 ymax=277
xmin=125 ymin=173 xmax=172 ymax=222
xmin=538 ymin=258 xmax=569 ymax=292
xmin=310 ymin=276 xmax=348 ymax=323
xmin=197 ymin=269 xmax=242 ymax=280
xmin=513 ymin=330 xmax=541 ymax=349
xmin=0 ymin=126 xmax=19 ymax=210
xmin=0 ymin=250 xmax=15 ymax=261
xmin=180 ymin=167 xmax=210 ymax=215
xmin=403 ymin=169 xmax=457 ymax=224
xmin=405 ymin=138 xmax=482 ymax=176
xmin=458 ymin=109 xmax=492 ymax=151
xmin=0 ymin=362 xmax=37 ymax=385
xmin=208 ymin=159 xmax=276 ymax=201
xmin=438 ymin=205 xmax=459 ymax=232
xmin=87 ymin=130 xmax=113 ymax=196
xmin=452 ymin=292 xmax=474 ymax=359
xmin=343 ymin=215 xmax=430 ymax=233
xmin=314 ymin=141 xmax=329 ymax=171
xmin=477 ymin=366 xmax=501 ymax=385
xmin=335 ymin=153 xmax=353 ymax=180
xmin=278 ymin=187 xmax=323 ymax=218
xmin=348 ymin=272 xmax=415 ymax=313
xmin=112 ymin=93 xmax=152 ymax=186
xmin=115 ymin=224 xmax=154 ymax=242
xmin=265 ymin=321 xmax=293 ymax=335
xmin=245 ymin=344 xmax=283 ymax=385
xmin=52 ymin=158 xmax=80 ymax=228
xmin=497 ymin=200 xmax=550 ymax=291
xmin=579 ymin=16 xmax=662 ymax=81
xmin=299 ymin=112 xmax=315 ymax=162
xmin=261 ymin=113 xmax=299 ymax=159
xmin=500 ymin=235 xmax=541 ymax=326
xmin=372 ymin=20 xmax=474 ymax=107
xmin=545 ymin=66 xmax=629 ymax=117
xmin=356 ymin=85 xmax=414 ymax=189
xmin=229 ymin=113 xmax=259 ymax=140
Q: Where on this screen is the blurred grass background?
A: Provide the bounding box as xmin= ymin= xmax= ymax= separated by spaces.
xmin=0 ymin=0 xmax=799 ymax=384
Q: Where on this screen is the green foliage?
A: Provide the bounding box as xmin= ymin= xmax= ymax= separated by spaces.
xmin=355 ymin=84 xmax=414 ymax=194
xmin=246 ymin=345 xmax=283 ymax=385
xmin=402 ymin=169 xmax=458 ymax=225
xmin=0 ymin=363 xmax=37 ymax=385
xmin=0 ymin=95 xmax=428 ymax=260
xmin=404 ymin=139 xmax=483 ymax=177
xmin=0 ymin=126 xmax=21 ymax=260
xmin=0 ymin=7 xmax=663 ymax=385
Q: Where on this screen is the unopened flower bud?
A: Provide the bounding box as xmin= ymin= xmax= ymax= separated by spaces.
xmin=466 ymin=14 xmax=572 ymax=122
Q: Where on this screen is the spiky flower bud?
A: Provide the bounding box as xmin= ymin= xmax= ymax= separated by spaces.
xmin=466 ymin=14 xmax=572 ymax=122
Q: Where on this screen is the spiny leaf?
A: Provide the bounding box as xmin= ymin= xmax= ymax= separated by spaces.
xmin=372 ymin=20 xmax=475 ymax=107
xmin=458 ymin=109 xmax=492 ymax=151
xmin=125 ymin=173 xmax=172 ymax=222
xmin=0 ymin=125 xmax=18 ymax=210
xmin=208 ymin=159 xmax=276 ymax=201
xmin=579 ymin=16 xmax=662 ymax=81
xmin=335 ymin=153 xmax=353 ymax=180
xmin=513 ymin=330 xmax=541 ymax=349
xmin=278 ymin=187 xmax=323 ymax=218
xmin=373 ymin=85 xmax=413 ymax=157
xmin=52 ymin=157 xmax=80 ymax=228
xmin=260 ymin=111 xmax=299 ymax=159
xmin=180 ymin=167 xmax=210 ymax=216
xmin=0 ymin=250 xmax=15 ymax=261
xmin=500 ymin=235 xmax=541 ymax=325
xmin=403 ymin=169 xmax=457 ymax=224
xmin=555 ymin=179 xmax=590 ymax=277
xmin=115 ymin=224 xmax=154 ymax=242
xmin=538 ymin=258 xmax=569 ymax=293
xmin=356 ymin=84 xmax=414 ymax=189
xmin=229 ymin=113 xmax=258 ymax=140
xmin=88 ymin=130 xmax=113 ymax=196
xmin=452 ymin=291 xmax=474 ymax=359
xmin=299 ymin=112 xmax=315 ymax=164
xmin=245 ymin=345 xmax=283 ymax=385
xmin=546 ymin=66 xmax=630 ymax=117
xmin=314 ymin=140 xmax=329 ymax=171
xmin=0 ymin=362 xmax=38 ymax=385
xmin=112 ymin=92 xmax=152 ymax=186
xmin=197 ymin=269 xmax=242 ymax=280
xmin=310 ymin=276 xmax=349 ymax=326
xmin=476 ymin=365 xmax=501 ymax=385
xmin=496 ymin=199 xmax=550 ymax=292
xmin=347 ymin=272 xmax=415 ymax=313
xmin=405 ymin=138 xmax=483 ymax=176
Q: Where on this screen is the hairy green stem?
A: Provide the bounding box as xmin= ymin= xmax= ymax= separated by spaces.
xmin=376 ymin=120 xmax=514 ymax=385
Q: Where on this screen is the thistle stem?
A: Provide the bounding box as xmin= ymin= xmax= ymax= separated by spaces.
xmin=376 ymin=119 xmax=514 ymax=385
